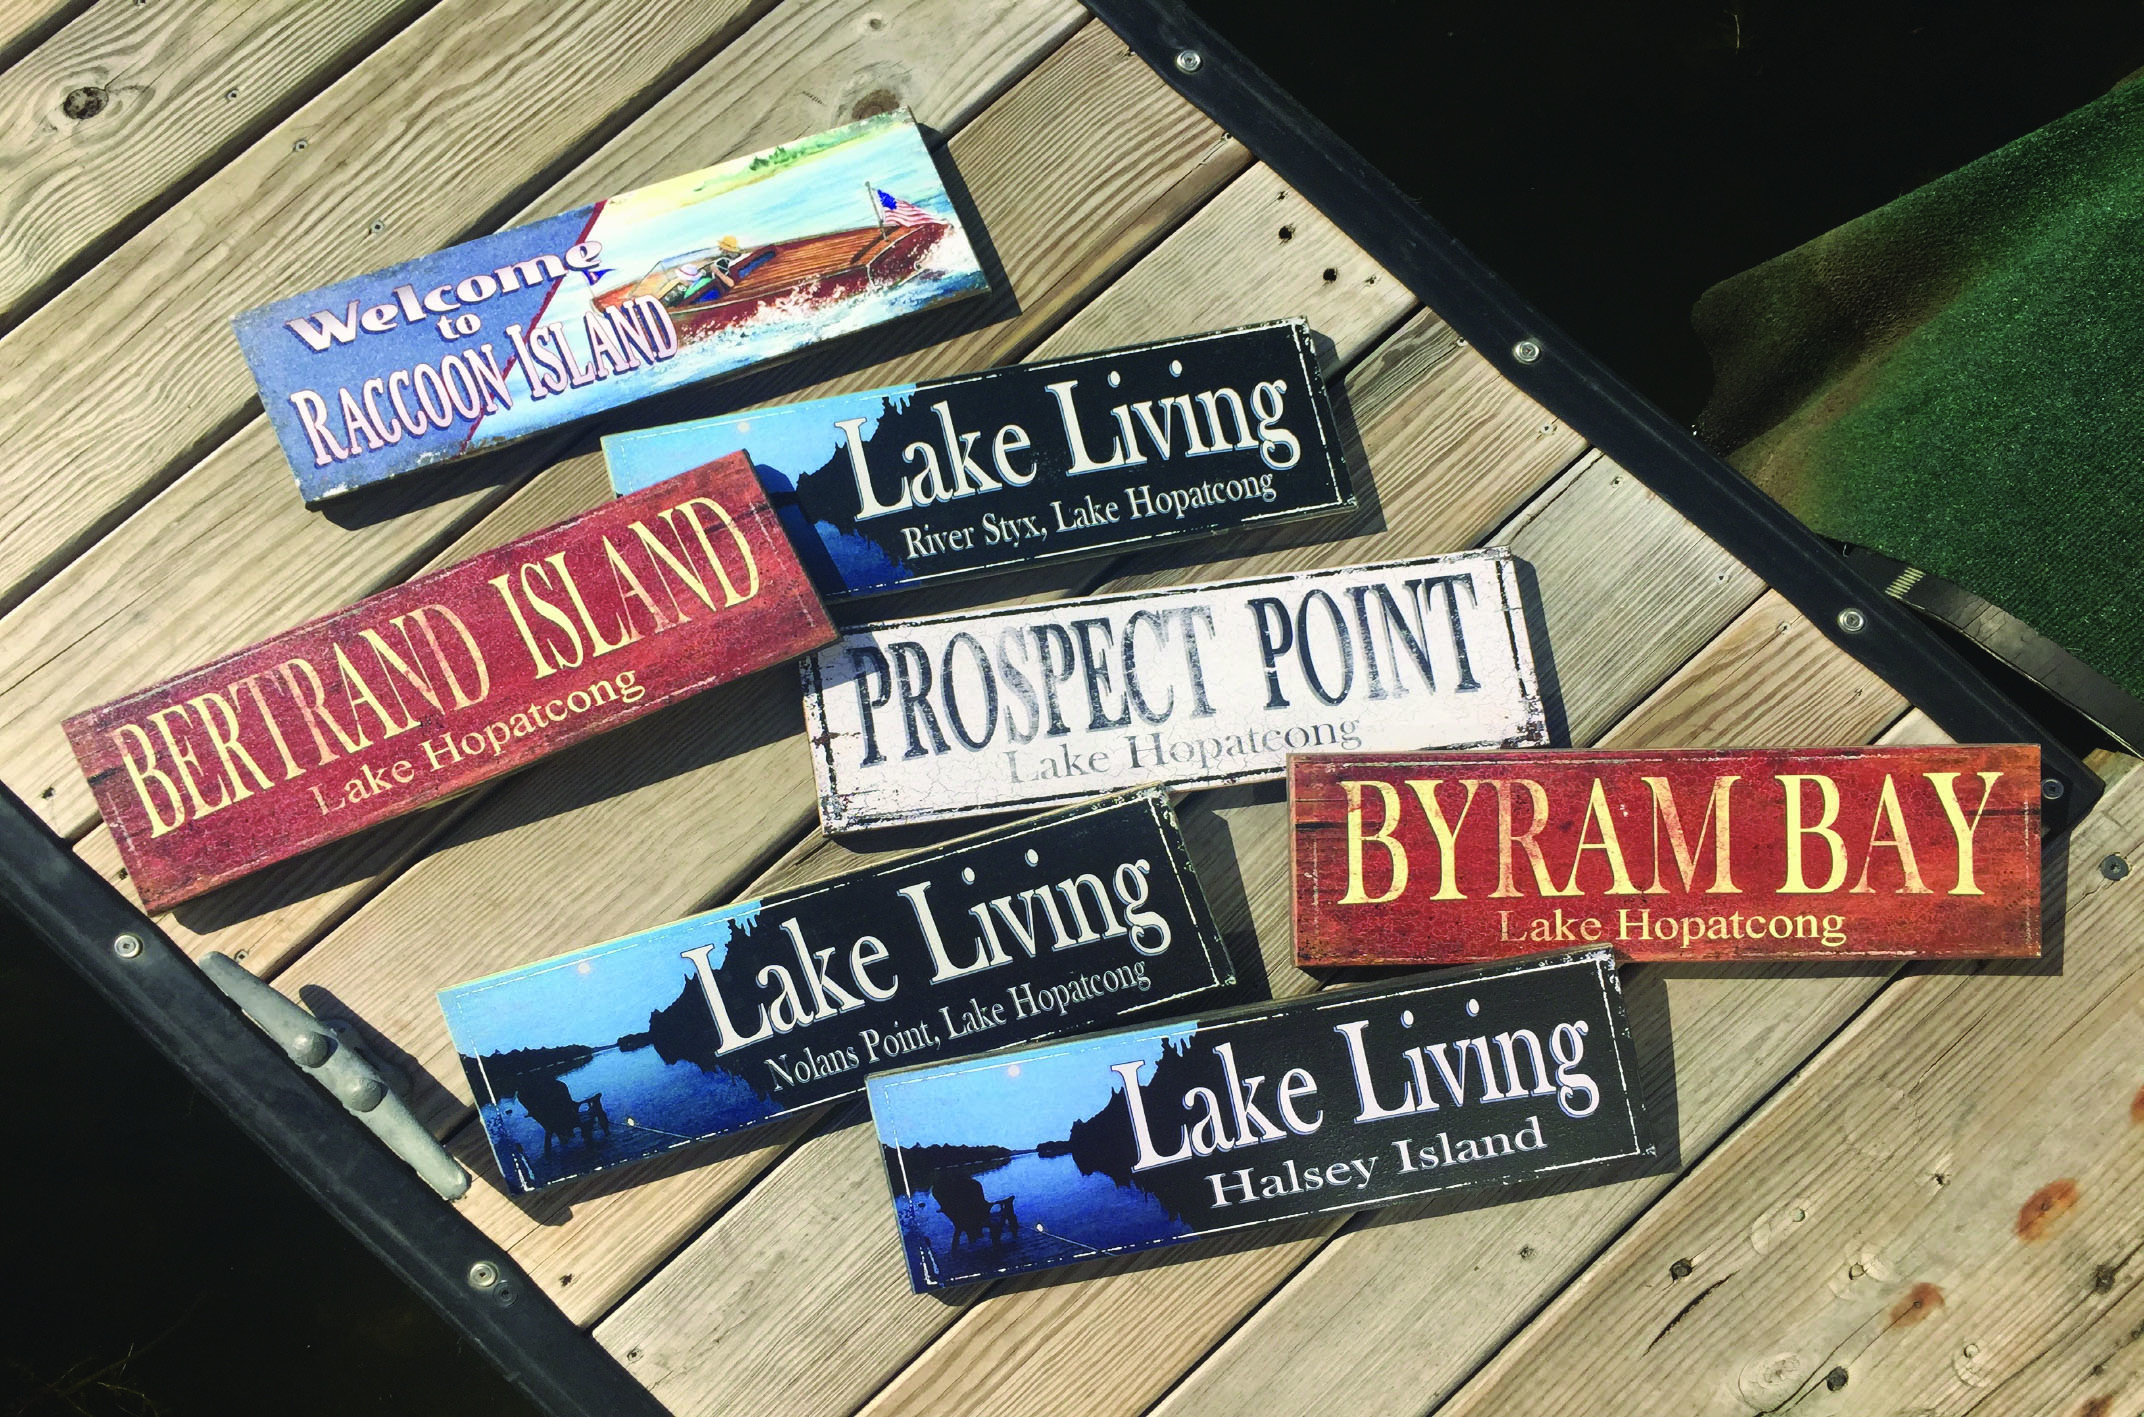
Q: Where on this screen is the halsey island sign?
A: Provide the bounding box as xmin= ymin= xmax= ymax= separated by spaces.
xmin=868 ymin=948 xmax=1649 ymax=1290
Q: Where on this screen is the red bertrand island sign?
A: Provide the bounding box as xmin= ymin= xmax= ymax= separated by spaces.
xmin=1290 ymin=745 xmax=2041 ymax=966
xmin=67 ymin=453 xmax=834 ymax=911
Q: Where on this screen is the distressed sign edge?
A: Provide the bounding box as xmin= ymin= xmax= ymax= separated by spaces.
xmin=67 ymin=452 xmax=835 ymax=910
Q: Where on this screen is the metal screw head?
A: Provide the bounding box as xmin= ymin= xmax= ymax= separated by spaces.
xmin=1836 ymin=608 xmax=1867 ymax=633
xmin=1512 ymin=338 xmax=1542 ymax=364
xmin=2042 ymin=777 xmax=2066 ymax=801
xmin=2103 ymin=854 xmax=2131 ymax=882
xmin=467 ymin=1260 xmax=500 ymax=1290
xmin=112 ymin=933 xmax=143 ymax=959
xmin=1174 ymin=49 xmax=1202 ymax=74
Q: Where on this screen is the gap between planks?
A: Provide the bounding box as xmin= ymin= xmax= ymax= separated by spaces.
xmin=1422 ymin=753 xmax=2143 ymax=1416
xmin=0 ymin=0 xmax=447 ymax=330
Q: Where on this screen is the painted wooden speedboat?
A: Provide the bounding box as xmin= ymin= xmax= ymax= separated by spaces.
xmin=593 ymin=219 xmax=946 ymax=339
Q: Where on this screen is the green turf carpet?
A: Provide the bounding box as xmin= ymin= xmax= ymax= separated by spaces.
xmin=1694 ymin=76 xmax=2144 ymax=702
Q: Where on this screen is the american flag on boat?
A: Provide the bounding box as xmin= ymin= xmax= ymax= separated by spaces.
xmin=875 ymin=189 xmax=933 ymax=227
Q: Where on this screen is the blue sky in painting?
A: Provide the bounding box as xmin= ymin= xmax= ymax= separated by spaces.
xmin=604 ymin=384 xmax=920 ymax=494
xmin=438 ymin=902 xmax=761 ymax=1054
xmin=870 ymin=1022 xmax=1200 ymax=1151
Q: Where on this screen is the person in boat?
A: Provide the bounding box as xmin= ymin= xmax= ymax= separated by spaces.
xmin=669 ymin=235 xmax=752 ymax=307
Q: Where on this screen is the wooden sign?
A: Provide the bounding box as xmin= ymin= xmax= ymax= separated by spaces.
xmin=799 ymin=550 xmax=1548 ymax=834
xmin=603 ymin=320 xmax=1354 ymax=601
xmin=1290 ymin=745 xmax=2042 ymax=966
xmin=67 ymin=453 xmax=833 ymax=911
xmin=439 ymin=791 xmax=1235 ymax=1193
xmin=233 ymin=110 xmax=987 ymax=503
xmin=867 ymin=947 xmax=1650 ymax=1291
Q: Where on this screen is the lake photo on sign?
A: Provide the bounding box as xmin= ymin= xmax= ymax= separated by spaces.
xmin=602 ymin=320 xmax=1354 ymax=600
xmin=438 ymin=791 xmax=1234 ymax=1193
xmin=233 ymin=110 xmax=986 ymax=502
xmin=868 ymin=948 xmax=1650 ymax=1291
xmin=799 ymin=550 xmax=1549 ymax=833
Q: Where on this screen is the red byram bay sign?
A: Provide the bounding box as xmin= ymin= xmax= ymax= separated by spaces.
xmin=68 ymin=453 xmax=834 ymax=910
xmin=1290 ymin=745 xmax=2041 ymax=965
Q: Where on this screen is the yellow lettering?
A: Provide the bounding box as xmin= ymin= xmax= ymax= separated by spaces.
xmin=629 ymin=517 xmax=720 ymax=615
xmin=602 ymin=536 xmax=678 ymax=637
xmin=332 ymin=642 xmax=413 ymax=739
xmin=1559 ymin=777 xmax=1639 ymax=896
xmin=544 ymin=551 xmax=631 ymax=657
xmin=1851 ymin=774 xmax=1929 ymax=894
xmin=359 ymin=625 xmax=445 ymax=722
xmin=111 ymin=723 xmax=185 ymax=836
xmin=405 ymin=604 xmax=489 ymax=708
xmin=520 ymin=561 xmax=585 ymax=669
xmin=1490 ymin=779 xmax=1576 ymax=897
xmin=148 ymin=704 xmax=230 ymax=820
xmin=671 ymin=497 xmax=758 ymax=605
xmin=276 ymin=657 xmax=365 ymax=763
xmin=1403 ymin=778 xmax=1481 ymax=900
xmin=187 ymin=690 xmax=274 ymax=802
xmin=228 ymin=673 xmax=304 ymax=779
xmin=488 ymin=572 xmax=555 ymax=679
xmin=1925 ymin=770 xmax=2004 ymax=896
xmin=1338 ymin=780 xmax=1407 ymax=904
xmin=1779 ymin=774 xmax=1847 ymax=893
xmin=1644 ymin=774 xmax=1739 ymax=894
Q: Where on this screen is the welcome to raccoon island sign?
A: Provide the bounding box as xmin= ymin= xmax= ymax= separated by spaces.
xmin=799 ymin=550 xmax=1548 ymax=833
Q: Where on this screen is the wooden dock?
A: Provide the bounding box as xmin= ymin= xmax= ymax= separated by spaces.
xmin=1 ymin=1 xmax=2138 ymax=1411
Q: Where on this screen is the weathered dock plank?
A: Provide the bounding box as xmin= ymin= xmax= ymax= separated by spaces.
xmin=1425 ymin=754 xmax=2143 ymax=1417
xmin=0 ymin=0 xmax=428 ymax=324
xmin=0 ymin=0 xmax=1092 ymax=843
xmin=0 ymin=0 xmax=87 ymax=75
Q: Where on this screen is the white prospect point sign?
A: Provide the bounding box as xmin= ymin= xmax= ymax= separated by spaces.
xmin=799 ymin=549 xmax=1549 ymax=832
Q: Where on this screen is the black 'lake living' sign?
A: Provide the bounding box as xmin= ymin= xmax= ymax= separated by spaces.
xmin=603 ymin=319 xmax=1353 ymax=600
xmin=439 ymin=790 xmax=1235 ymax=1193
xmin=868 ymin=948 xmax=1651 ymax=1290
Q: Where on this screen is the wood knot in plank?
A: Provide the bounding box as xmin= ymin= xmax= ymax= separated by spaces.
xmin=62 ymin=87 xmax=106 ymax=120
